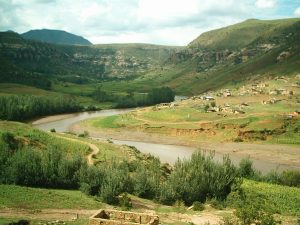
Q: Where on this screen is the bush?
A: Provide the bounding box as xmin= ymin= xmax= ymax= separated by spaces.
xmin=133 ymin=159 xmax=162 ymax=199
xmin=50 ymin=128 xmax=56 ymax=133
xmin=1 ymin=132 xmax=18 ymax=150
xmin=79 ymin=165 xmax=104 ymax=195
xmin=280 ymin=170 xmax=300 ymax=187
xmin=78 ymin=131 xmax=89 ymax=138
xmin=238 ymin=157 xmax=255 ymax=178
xmin=208 ymin=198 xmax=225 ymax=210
xmin=119 ymin=193 xmax=132 ymax=211
xmin=159 ymin=151 xmax=240 ymax=205
xmin=228 ymin=190 xmax=277 ymax=225
xmin=99 ymin=162 xmax=133 ymax=204
xmin=193 ymin=201 xmax=205 ymax=211
xmin=233 ymin=137 xmax=243 ymax=142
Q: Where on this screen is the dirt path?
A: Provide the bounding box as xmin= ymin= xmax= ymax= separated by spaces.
xmin=0 ymin=208 xmax=97 ymax=221
xmin=55 ymin=135 xmax=100 ymax=165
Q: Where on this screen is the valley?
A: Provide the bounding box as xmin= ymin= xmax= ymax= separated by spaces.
xmin=1 ymin=17 xmax=300 ymax=225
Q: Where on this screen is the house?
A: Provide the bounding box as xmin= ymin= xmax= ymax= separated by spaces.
xmin=233 ymin=109 xmax=245 ymax=114
xmin=241 ymin=102 xmax=249 ymax=106
xmin=202 ymin=96 xmax=215 ymax=101
xmin=223 ymin=91 xmax=232 ymax=97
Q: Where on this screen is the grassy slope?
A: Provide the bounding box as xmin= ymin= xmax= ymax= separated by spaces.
xmin=93 ymin=43 xmax=183 ymax=64
xmin=242 ymin=179 xmax=300 ymax=216
xmin=0 ymin=120 xmax=143 ymax=162
xmin=156 ymin=18 xmax=300 ymax=95
xmin=189 ymin=18 xmax=300 ymax=49
xmin=0 ymin=179 xmax=299 ymax=214
xmin=0 ymin=121 xmax=90 ymax=156
xmin=0 ymin=184 xmax=102 ymax=209
xmin=0 ymin=83 xmax=115 ymax=108
xmin=0 ymin=83 xmax=65 ymax=97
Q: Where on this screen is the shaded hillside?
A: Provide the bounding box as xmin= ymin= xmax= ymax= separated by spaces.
xmin=0 ymin=32 xmax=179 ymax=90
xmin=21 ymin=29 xmax=92 ymax=46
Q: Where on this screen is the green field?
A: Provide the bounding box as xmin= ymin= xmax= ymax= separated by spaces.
xmin=241 ymin=179 xmax=300 ymax=216
xmin=0 ymin=184 xmax=102 ymax=209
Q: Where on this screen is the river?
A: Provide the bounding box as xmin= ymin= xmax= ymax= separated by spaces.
xmin=32 ymin=109 xmax=299 ymax=174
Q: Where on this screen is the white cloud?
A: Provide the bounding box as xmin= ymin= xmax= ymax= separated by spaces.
xmin=1 ymin=0 xmax=291 ymax=45
xmin=294 ymin=7 xmax=300 ymax=16
xmin=255 ymin=0 xmax=276 ymax=9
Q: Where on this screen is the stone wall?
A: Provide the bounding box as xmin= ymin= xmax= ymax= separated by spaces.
xmin=89 ymin=209 xmax=159 ymax=225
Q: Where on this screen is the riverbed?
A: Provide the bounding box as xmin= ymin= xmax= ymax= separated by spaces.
xmin=32 ymin=109 xmax=300 ymax=174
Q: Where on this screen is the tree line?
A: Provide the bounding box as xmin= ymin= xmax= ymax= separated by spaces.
xmin=0 ymin=95 xmax=81 ymax=121
xmin=91 ymin=86 xmax=175 ymax=108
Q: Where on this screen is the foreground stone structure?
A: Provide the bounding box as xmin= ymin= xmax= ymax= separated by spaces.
xmin=89 ymin=209 xmax=159 ymax=225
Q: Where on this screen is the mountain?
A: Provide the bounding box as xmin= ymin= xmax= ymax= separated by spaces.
xmin=1 ymin=18 xmax=299 ymax=96
xmin=21 ymin=29 xmax=92 ymax=46
xmin=0 ymin=31 xmax=180 ymax=90
xmin=160 ymin=18 xmax=300 ymax=94
xmin=188 ymin=18 xmax=300 ymax=50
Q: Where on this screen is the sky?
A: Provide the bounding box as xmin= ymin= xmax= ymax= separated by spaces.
xmin=0 ymin=0 xmax=300 ymax=45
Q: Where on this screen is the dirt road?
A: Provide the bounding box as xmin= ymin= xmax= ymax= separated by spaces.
xmin=55 ymin=135 xmax=100 ymax=165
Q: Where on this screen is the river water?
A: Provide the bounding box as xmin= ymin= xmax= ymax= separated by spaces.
xmin=32 ymin=109 xmax=298 ymax=174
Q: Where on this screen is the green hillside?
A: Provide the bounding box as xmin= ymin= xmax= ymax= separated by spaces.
xmin=188 ymin=18 xmax=300 ymax=50
xmin=1 ymin=18 xmax=300 ymax=103
xmin=21 ymin=29 xmax=92 ymax=46
xmin=153 ymin=18 xmax=300 ymax=94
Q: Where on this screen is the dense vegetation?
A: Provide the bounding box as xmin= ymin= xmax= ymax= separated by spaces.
xmin=91 ymin=86 xmax=175 ymax=108
xmin=0 ymin=95 xmax=81 ymax=121
xmin=238 ymin=157 xmax=300 ymax=188
xmin=159 ymin=152 xmax=239 ymax=205
xmin=1 ymin=123 xmax=299 ymax=224
xmin=0 ymin=129 xmax=239 ymax=205
xmin=0 ymin=71 xmax=52 ymax=90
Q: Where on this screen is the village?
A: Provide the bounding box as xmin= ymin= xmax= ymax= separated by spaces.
xmin=153 ymin=74 xmax=300 ymax=120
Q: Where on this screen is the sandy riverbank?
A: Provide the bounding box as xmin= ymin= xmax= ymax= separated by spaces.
xmin=70 ymin=122 xmax=300 ymax=169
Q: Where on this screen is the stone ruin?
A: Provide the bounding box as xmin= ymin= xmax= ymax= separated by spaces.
xmin=89 ymin=209 xmax=159 ymax=225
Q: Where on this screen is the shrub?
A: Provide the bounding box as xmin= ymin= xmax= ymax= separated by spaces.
xmin=280 ymin=170 xmax=300 ymax=187
xmin=193 ymin=201 xmax=205 ymax=211
xmin=79 ymin=165 xmax=105 ymax=195
xmin=99 ymin=162 xmax=133 ymax=204
xmin=159 ymin=151 xmax=240 ymax=205
xmin=238 ymin=157 xmax=255 ymax=178
xmin=233 ymin=137 xmax=243 ymax=142
xmin=119 ymin=192 xmax=132 ymax=211
xmin=133 ymin=159 xmax=161 ymax=199
xmin=1 ymin=132 xmax=18 ymax=150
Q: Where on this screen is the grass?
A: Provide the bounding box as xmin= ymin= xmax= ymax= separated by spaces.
xmin=83 ymin=86 xmax=300 ymax=144
xmin=0 ymin=83 xmax=115 ymax=109
xmin=0 ymin=83 xmax=62 ymax=97
xmin=91 ymin=115 xmax=121 ymax=128
xmin=0 ymin=184 xmax=102 ymax=209
xmin=242 ymin=179 xmax=300 ymax=216
xmin=0 ymin=217 xmax=89 ymax=225
xmin=59 ymin=133 xmax=139 ymax=163
xmin=0 ymin=121 xmax=90 ymax=157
